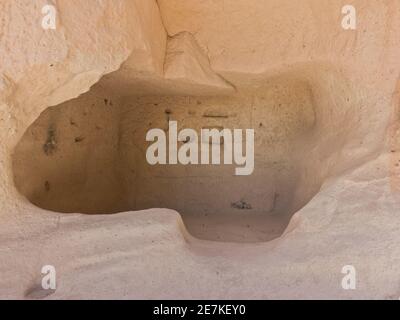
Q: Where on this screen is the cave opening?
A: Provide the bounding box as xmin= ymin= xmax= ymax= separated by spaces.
xmin=12 ymin=70 xmax=341 ymax=243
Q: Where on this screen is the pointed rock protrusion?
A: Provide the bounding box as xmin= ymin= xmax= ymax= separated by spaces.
xmin=164 ymin=32 xmax=235 ymax=95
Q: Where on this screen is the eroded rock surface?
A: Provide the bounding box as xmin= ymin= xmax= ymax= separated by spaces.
xmin=1 ymin=0 xmax=400 ymax=299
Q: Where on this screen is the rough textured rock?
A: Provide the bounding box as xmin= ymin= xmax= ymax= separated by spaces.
xmin=163 ymin=32 xmax=235 ymax=94
xmin=1 ymin=0 xmax=400 ymax=299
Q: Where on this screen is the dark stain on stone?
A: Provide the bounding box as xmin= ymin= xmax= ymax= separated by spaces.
xmin=43 ymin=126 xmax=57 ymax=155
xmin=202 ymin=113 xmax=229 ymax=119
xmin=44 ymin=181 xmax=50 ymax=192
xmin=24 ymin=284 xmax=56 ymax=300
xmin=231 ymin=199 xmax=252 ymax=210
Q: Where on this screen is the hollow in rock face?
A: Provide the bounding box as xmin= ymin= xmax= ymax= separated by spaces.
xmin=13 ymin=76 xmax=322 ymax=242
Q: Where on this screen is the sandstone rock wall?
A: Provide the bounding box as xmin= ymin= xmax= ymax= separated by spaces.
xmin=1 ymin=0 xmax=400 ymax=299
